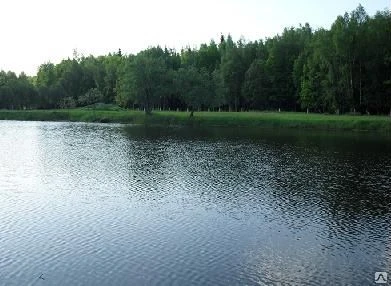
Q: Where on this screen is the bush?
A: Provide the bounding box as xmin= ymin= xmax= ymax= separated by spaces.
xmin=78 ymin=88 xmax=103 ymax=107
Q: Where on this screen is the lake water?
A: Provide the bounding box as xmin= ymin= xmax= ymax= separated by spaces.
xmin=0 ymin=121 xmax=390 ymax=285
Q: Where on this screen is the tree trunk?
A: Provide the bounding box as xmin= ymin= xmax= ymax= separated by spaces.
xmin=144 ymin=103 xmax=152 ymax=115
xmin=360 ymin=61 xmax=362 ymax=107
xmin=145 ymin=91 xmax=151 ymax=115
xmin=350 ymin=60 xmax=354 ymax=107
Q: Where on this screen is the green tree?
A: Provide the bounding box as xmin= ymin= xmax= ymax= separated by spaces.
xmin=103 ymin=53 xmax=122 ymax=103
xmin=242 ymin=59 xmax=271 ymax=110
xmin=220 ymin=35 xmax=246 ymax=111
xmin=174 ymin=66 xmax=213 ymax=116
xmin=128 ymin=50 xmax=168 ymax=114
xmin=116 ymin=55 xmax=136 ymax=108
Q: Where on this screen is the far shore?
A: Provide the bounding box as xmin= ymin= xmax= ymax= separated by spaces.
xmin=0 ymin=109 xmax=390 ymax=132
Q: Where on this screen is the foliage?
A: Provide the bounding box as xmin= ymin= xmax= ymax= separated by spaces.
xmin=0 ymin=5 xmax=390 ymax=115
xmin=78 ymin=88 xmax=103 ymax=106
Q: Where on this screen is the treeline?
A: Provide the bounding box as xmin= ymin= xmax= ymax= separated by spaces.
xmin=0 ymin=5 xmax=390 ymax=114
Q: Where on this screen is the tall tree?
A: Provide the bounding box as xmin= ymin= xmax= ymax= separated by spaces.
xmin=174 ymin=66 xmax=213 ymax=116
xmin=127 ymin=50 xmax=168 ymax=114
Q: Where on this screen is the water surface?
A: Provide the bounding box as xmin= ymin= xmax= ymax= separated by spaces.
xmin=0 ymin=121 xmax=390 ymax=285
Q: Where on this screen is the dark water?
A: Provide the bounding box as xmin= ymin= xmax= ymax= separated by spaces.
xmin=0 ymin=121 xmax=390 ymax=286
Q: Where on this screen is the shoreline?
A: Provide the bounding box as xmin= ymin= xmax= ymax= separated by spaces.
xmin=0 ymin=109 xmax=390 ymax=132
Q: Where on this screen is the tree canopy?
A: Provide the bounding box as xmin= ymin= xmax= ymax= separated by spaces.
xmin=1 ymin=5 xmax=390 ymax=115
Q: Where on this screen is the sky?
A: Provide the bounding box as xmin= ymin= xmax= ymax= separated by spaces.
xmin=0 ymin=0 xmax=389 ymax=76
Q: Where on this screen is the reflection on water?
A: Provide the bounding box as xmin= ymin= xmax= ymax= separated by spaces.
xmin=0 ymin=121 xmax=390 ymax=285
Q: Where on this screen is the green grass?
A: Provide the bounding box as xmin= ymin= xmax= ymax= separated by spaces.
xmin=0 ymin=109 xmax=390 ymax=132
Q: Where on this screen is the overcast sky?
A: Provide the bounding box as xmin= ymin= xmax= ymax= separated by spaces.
xmin=1 ymin=0 xmax=389 ymax=75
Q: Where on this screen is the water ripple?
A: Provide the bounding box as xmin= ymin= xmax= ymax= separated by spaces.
xmin=0 ymin=122 xmax=390 ymax=285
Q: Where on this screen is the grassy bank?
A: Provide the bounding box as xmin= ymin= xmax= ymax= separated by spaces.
xmin=0 ymin=109 xmax=390 ymax=132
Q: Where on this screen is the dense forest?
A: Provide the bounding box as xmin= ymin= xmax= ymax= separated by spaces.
xmin=0 ymin=5 xmax=390 ymax=115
